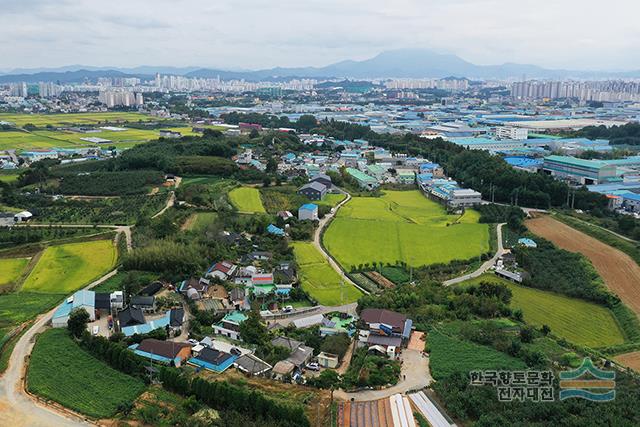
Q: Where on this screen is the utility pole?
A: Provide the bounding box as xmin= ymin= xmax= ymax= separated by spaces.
xmin=571 ymin=190 xmax=576 ymax=209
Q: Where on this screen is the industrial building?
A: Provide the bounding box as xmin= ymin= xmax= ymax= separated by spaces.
xmin=543 ymin=155 xmax=617 ymax=185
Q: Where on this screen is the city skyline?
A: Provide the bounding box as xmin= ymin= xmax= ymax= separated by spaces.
xmin=1 ymin=0 xmax=639 ymax=71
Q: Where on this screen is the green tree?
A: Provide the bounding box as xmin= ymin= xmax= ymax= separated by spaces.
xmin=239 ymin=310 xmax=269 ymax=345
xmin=67 ymin=308 xmax=90 ymax=338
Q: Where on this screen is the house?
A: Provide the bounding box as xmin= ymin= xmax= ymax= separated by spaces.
xmin=130 ymin=296 xmax=156 ymax=312
xmin=118 ymin=307 xmax=146 ymax=328
xmin=219 ymin=231 xmax=244 ymax=246
xmin=13 ymin=211 xmax=33 ymax=223
xmin=188 ymin=347 xmax=237 ymax=373
xmin=277 ymin=211 xmax=294 ymax=221
xmin=274 ymin=263 xmax=296 ymax=285
xmin=292 ymin=313 xmax=325 ymax=329
xmin=169 ymin=308 xmax=185 ymax=330
xmin=206 ymin=261 xmax=237 ymax=281
xmin=251 ymin=273 xmax=274 ymax=286
xmin=121 ymin=309 xmax=180 ymax=337
xmin=317 ymin=352 xmax=340 ymax=369
xmin=271 ymin=336 xmax=314 ymax=369
xmin=233 ymin=266 xmax=258 ymax=285
xmin=139 ymin=281 xmax=163 ymax=296
xmin=242 ymin=251 xmax=272 ymax=263
xmin=213 ymin=311 xmax=248 ymax=341
xmin=129 ymin=339 xmax=192 ymax=367
xmin=179 ymin=278 xmax=209 ymax=299
xmin=267 ymin=224 xmax=285 ymax=236
xmin=229 ymin=288 xmax=246 ymax=309
xmin=234 ymin=354 xmax=272 ymax=376
xmin=51 ymin=290 xmax=96 ymax=328
xmin=360 ymin=308 xmax=412 ymax=342
xmin=272 ymin=360 xmax=296 ymax=381
xmin=298 ymin=181 xmax=328 ymax=201
xmin=310 ymin=173 xmax=332 ymax=188
xmin=298 ymin=203 xmax=318 ymax=221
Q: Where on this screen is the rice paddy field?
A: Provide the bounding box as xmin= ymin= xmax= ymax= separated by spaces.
xmin=229 ymin=187 xmax=267 ymax=213
xmin=459 ymin=274 xmax=625 ymax=348
xmin=292 ymin=242 xmax=363 ymax=305
xmin=316 ymin=193 xmax=346 ymax=208
xmin=0 ymin=112 xmax=152 ymax=127
xmin=323 ymin=190 xmax=489 ymax=269
xmin=21 ymin=239 xmax=117 ymax=293
xmin=0 ymin=257 xmax=30 ymax=287
xmin=27 ymin=328 xmax=146 ymax=419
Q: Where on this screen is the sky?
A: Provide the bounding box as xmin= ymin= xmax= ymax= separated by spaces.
xmin=1 ymin=0 xmax=639 ymax=71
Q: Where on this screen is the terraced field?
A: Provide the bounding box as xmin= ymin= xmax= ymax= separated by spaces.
xmin=323 ymin=190 xmax=489 ymax=269
xmin=229 ymin=187 xmax=267 ymax=213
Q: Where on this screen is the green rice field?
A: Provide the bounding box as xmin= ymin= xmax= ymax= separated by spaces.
xmin=0 ymin=257 xmax=30 ymax=287
xmin=229 ymin=187 xmax=267 ymax=213
xmin=323 ymin=190 xmax=489 ymax=269
xmin=292 ymin=242 xmax=362 ymax=305
xmin=21 ymin=239 xmax=117 ymax=293
xmin=459 ymin=274 xmax=625 ymax=348
xmin=0 ymin=112 xmax=152 ymax=127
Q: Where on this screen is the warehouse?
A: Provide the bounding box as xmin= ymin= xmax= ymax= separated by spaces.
xmin=543 ymin=155 xmax=616 ymax=185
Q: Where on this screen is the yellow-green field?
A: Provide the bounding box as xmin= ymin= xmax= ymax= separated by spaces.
xmin=316 ymin=193 xmax=346 ymax=208
xmin=292 ymin=242 xmax=363 ymax=305
xmin=185 ymin=212 xmax=218 ymax=231
xmin=21 ymin=240 xmax=117 ymax=293
xmin=459 ymin=274 xmax=625 ymax=348
xmin=0 ymin=172 xmax=19 ymax=183
xmin=323 ymin=190 xmax=489 ymax=269
xmin=0 ymin=112 xmax=152 ymax=127
xmin=0 ymin=257 xmax=30 ymax=287
xmin=229 ymin=187 xmax=267 ymax=213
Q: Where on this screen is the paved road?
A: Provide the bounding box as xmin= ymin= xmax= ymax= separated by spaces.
xmin=311 ymin=190 xmax=369 ymax=295
xmin=271 ymin=302 xmax=358 ymax=326
xmin=442 ymin=222 xmax=506 ymax=286
xmin=0 ymin=269 xmax=119 ymax=426
xmin=333 ymin=349 xmax=431 ymax=402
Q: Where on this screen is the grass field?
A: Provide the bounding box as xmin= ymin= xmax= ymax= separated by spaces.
xmin=323 ymin=190 xmax=489 ymax=269
xmin=0 ymin=257 xmax=30 ymax=287
xmin=21 ymin=240 xmax=116 ymax=293
xmin=0 ymin=292 xmax=64 ymax=331
xmin=292 ymin=242 xmax=363 ymax=305
xmin=0 ymin=171 xmax=19 ymax=183
xmin=0 ymin=112 xmax=152 ymax=127
xmin=229 ymin=187 xmax=266 ymax=213
xmin=185 ymin=212 xmax=218 ymax=231
xmin=28 ymin=328 xmax=145 ymax=419
xmin=316 ymin=193 xmax=346 ymax=208
xmin=459 ymin=274 xmax=625 ymax=348
xmin=428 ymin=328 xmax=526 ymax=380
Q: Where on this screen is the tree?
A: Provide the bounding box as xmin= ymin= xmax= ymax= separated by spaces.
xmin=67 ymin=308 xmax=90 ymax=338
xmin=520 ymin=326 xmax=534 ymax=343
xmin=540 ymin=324 xmax=551 ymax=336
xmin=239 ymin=310 xmax=269 ymax=345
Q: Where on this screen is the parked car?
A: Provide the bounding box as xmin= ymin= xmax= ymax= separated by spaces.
xmin=306 ymin=362 xmax=320 ymax=371
xmin=283 ymin=305 xmax=294 ymax=313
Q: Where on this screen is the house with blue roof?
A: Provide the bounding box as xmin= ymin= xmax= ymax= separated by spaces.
xmin=129 ymin=339 xmax=192 ymax=367
xmin=298 ymin=203 xmax=318 ymax=221
xmin=52 ymin=290 xmax=96 ymax=328
xmin=622 ymin=193 xmax=640 ymax=213
xmin=187 ymin=347 xmax=237 ymax=373
xmin=120 ymin=309 xmax=183 ymax=337
xmin=267 ymin=223 xmax=285 ymax=236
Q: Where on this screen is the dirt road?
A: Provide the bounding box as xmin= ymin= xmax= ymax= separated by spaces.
xmin=527 ymin=215 xmax=640 ymax=316
xmin=0 ymin=269 xmax=119 ymax=426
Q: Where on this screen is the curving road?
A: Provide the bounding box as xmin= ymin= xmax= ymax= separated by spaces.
xmin=312 ymin=190 xmax=369 ymax=295
xmin=0 ymin=269 xmax=119 ymax=426
xmin=442 ymin=222 xmax=506 ymax=286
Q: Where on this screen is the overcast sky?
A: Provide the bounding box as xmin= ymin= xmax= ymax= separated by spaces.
xmin=1 ymin=0 xmax=639 ymax=71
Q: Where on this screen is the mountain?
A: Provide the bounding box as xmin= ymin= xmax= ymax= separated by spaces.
xmin=1 ymin=49 xmax=639 ymax=82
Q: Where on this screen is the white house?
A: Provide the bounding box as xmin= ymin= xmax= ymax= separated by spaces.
xmin=298 ymin=203 xmax=318 ymax=221
xmin=13 ymin=211 xmax=33 ymax=223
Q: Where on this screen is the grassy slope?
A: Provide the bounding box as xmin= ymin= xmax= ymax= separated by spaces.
xmin=187 ymin=212 xmax=218 ymax=231
xmin=323 ymin=190 xmax=489 ymax=269
xmin=460 ymin=274 xmax=625 ymax=348
xmin=21 ymin=239 xmax=116 ymax=293
xmin=428 ymin=329 xmax=526 ymax=380
xmin=229 ymin=187 xmax=267 ymax=213
xmin=292 ymin=242 xmax=362 ymax=305
xmin=27 ymin=329 xmax=145 ymax=419
xmin=0 ymin=257 xmax=30 ymax=287
xmin=0 ymin=292 xmax=65 ymax=330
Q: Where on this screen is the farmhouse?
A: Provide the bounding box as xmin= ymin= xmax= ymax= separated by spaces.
xmin=206 ymin=261 xmax=237 ymax=281
xmin=298 ymin=181 xmax=328 ymax=201
xmin=129 ymin=339 xmax=192 ymax=367
xmin=179 ymin=277 xmax=209 ymax=299
xmin=298 ymin=203 xmax=318 ymax=221
xmin=310 ymin=173 xmax=332 ymax=188
xmin=130 ymin=295 xmax=155 ymax=312
xmin=13 ymin=211 xmax=33 ymax=223
xmin=234 ymin=353 xmax=272 ymax=376
xmin=267 ymin=224 xmax=286 ymax=236
xmin=317 ymin=351 xmax=340 ymax=368
xmin=271 ymin=336 xmax=314 ymax=369
xmin=360 ymin=308 xmax=412 ymax=342
xmin=188 ymin=347 xmax=237 ymax=373
xmin=52 ymin=290 xmax=96 ymax=328
xmin=118 ymin=307 xmax=146 ymax=328
xmin=213 ymin=311 xmax=248 ymax=341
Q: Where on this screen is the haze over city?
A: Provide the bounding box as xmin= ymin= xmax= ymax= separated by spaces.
xmin=1 ymin=0 xmax=639 ymax=71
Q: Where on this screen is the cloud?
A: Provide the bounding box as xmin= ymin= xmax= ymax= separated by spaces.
xmin=0 ymin=0 xmax=638 ymax=71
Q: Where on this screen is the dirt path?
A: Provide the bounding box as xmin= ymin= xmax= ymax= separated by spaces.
xmin=0 ymin=269 xmax=119 ymax=426
xmin=527 ymin=215 xmax=640 ymax=316
xmin=152 ymin=176 xmax=181 ymax=219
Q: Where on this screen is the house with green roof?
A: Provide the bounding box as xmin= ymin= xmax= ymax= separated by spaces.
xmin=346 ymin=167 xmax=379 ymax=190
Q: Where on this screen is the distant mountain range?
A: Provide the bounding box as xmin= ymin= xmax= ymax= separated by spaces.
xmin=2 ymin=49 xmax=639 ymax=83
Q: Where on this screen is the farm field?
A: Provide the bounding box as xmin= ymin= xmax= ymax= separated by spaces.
xmin=27 ymin=328 xmax=146 ymax=419
xmin=21 ymin=239 xmax=116 ymax=293
xmin=527 ymin=215 xmax=640 ymax=317
xmin=229 ymin=187 xmax=266 ymax=213
xmin=428 ymin=329 xmax=526 ymax=380
xmin=316 ymin=193 xmax=346 ymax=208
xmin=0 ymin=292 xmax=64 ymax=332
xmin=0 ymin=171 xmax=19 ymax=183
xmin=460 ymin=274 xmax=625 ymax=347
xmin=0 ymin=112 xmax=152 ymax=127
xmin=292 ymin=242 xmax=363 ymax=305
xmin=323 ymin=190 xmax=489 ymax=269
xmin=614 ymin=351 xmax=640 ymax=372
xmin=0 ymin=257 xmax=30 ymax=287
xmin=184 ymin=211 xmax=218 ymax=231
